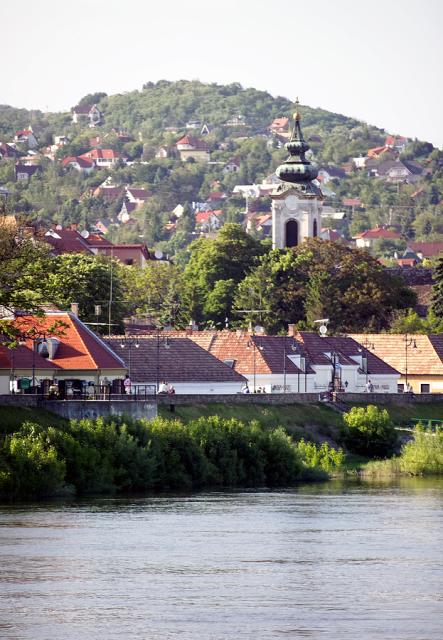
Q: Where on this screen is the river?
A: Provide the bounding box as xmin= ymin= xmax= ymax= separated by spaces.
xmin=0 ymin=478 xmax=442 ymax=639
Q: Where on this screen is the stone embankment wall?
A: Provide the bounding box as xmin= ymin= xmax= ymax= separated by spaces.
xmin=41 ymin=400 xmax=157 ymax=421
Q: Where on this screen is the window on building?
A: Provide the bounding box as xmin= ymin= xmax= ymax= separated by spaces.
xmin=420 ymin=384 xmax=430 ymax=393
xmin=223 ymin=359 xmax=235 ymax=368
xmin=285 ymin=219 xmax=298 ymax=247
xmin=397 ymin=383 xmax=404 ymax=393
xmin=125 ymin=258 xmax=134 ymax=265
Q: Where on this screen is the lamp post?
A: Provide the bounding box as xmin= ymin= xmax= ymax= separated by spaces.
xmin=358 ymin=337 xmax=375 ymax=384
xmin=247 ymin=336 xmax=263 ymax=393
xmin=156 ymin=331 xmax=170 ymax=392
xmin=119 ymin=336 xmax=140 ymax=380
xmin=404 ymin=334 xmax=417 ymax=390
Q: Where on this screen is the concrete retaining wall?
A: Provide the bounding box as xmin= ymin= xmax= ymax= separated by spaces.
xmin=156 ymin=393 xmax=321 ymax=405
xmin=40 ymin=400 xmax=157 ymax=421
xmin=338 ymin=393 xmax=443 ymax=405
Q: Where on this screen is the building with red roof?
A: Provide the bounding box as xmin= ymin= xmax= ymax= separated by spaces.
xmin=269 ymin=117 xmax=289 ymax=134
xmin=176 ymin=135 xmax=210 ymax=162
xmin=79 ymin=148 xmax=121 ymax=168
xmin=0 ymin=312 xmax=126 ymax=395
xmin=61 ymin=156 xmax=95 ymax=174
xmin=353 ymin=226 xmax=401 ymax=249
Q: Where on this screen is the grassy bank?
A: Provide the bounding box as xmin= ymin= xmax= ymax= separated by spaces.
xmin=159 ymin=402 xmax=343 ymax=439
xmin=348 ymin=402 xmax=443 ymax=427
xmin=0 ymin=406 xmax=68 ymax=433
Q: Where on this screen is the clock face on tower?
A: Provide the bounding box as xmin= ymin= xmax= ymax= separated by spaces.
xmin=284 ymin=195 xmax=298 ymax=210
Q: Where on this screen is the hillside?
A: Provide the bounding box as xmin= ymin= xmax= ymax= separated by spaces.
xmin=0 ymin=79 xmax=442 ymax=263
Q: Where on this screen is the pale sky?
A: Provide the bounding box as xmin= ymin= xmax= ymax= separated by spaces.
xmin=2 ymin=0 xmax=442 ymax=146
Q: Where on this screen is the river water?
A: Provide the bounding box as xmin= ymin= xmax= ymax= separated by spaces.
xmin=0 ymin=479 xmax=442 ymax=640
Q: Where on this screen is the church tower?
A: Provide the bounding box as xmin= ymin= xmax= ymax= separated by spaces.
xmin=271 ymin=99 xmax=323 ymax=249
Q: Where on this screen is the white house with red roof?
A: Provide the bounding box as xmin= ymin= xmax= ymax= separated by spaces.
xmin=61 ymin=155 xmax=95 ymax=174
xmin=79 ymin=148 xmax=122 ymax=168
xmin=353 ymin=226 xmax=401 ymax=249
xmin=14 ymin=127 xmax=38 ymax=149
xmin=0 ymin=312 xmax=126 ymax=395
xmin=195 ymin=210 xmax=223 ymax=232
xmin=125 ymin=186 xmax=151 ymax=206
xmin=176 ymin=135 xmax=210 ymax=162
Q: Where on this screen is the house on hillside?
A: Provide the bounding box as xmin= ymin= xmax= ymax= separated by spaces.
xmin=71 ymin=104 xmax=102 ymax=126
xmin=223 ymin=157 xmax=241 ymax=173
xmin=196 ymin=210 xmax=223 ymax=232
xmin=14 ymin=128 xmax=38 ymax=149
xmin=409 ymin=242 xmax=443 ymax=261
xmin=14 ymin=163 xmax=40 ymax=181
xmin=0 ymin=312 xmax=126 ymax=395
xmin=125 ymin=186 xmax=151 ymax=206
xmin=317 ymin=165 xmax=347 ymax=183
xmin=104 ymin=336 xmax=246 ymax=394
xmin=353 ymin=226 xmax=401 ymax=249
xmin=80 ymin=148 xmax=122 ymax=168
xmin=61 ymin=156 xmax=95 ymax=174
xmin=0 ymin=142 xmax=23 ymax=160
xmin=373 ymin=159 xmax=424 ymax=183
xmin=155 ymin=145 xmax=170 ymax=159
xmin=351 ymin=333 xmax=443 ymax=393
xmin=226 ymin=114 xmax=247 ymax=127
xmin=269 ymin=117 xmax=289 ymax=134
xmin=385 ymin=135 xmax=410 ymax=152
xmin=176 ymin=135 xmax=210 ymax=162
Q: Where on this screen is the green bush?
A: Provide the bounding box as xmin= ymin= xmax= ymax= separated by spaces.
xmin=296 ymin=439 xmax=345 ymax=473
xmin=0 ymin=414 xmax=306 ymax=499
xmin=0 ymin=423 xmax=66 ymax=498
xmin=399 ymin=426 xmax=443 ymax=475
xmin=341 ymin=405 xmax=398 ymax=458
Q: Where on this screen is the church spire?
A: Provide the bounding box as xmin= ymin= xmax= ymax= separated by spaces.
xmin=276 ymin=98 xmax=318 ymax=185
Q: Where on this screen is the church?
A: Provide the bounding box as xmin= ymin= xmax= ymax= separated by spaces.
xmin=271 ymin=99 xmax=323 ymax=249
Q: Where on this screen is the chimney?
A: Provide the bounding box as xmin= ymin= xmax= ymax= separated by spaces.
xmin=287 ymin=324 xmax=296 ymax=336
xmin=70 ymin=302 xmax=79 ymax=316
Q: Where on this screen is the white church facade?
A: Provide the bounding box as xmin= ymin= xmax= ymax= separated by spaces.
xmin=271 ymin=99 xmax=323 ymax=249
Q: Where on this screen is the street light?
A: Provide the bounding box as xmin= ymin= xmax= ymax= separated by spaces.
xmin=358 ymin=337 xmax=375 ymax=384
xmin=247 ymin=336 xmax=263 ymax=393
xmin=404 ymin=334 xmax=417 ymax=391
xmin=156 ymin=332 xmax=170 ymax=392
xmin=120 ymin=336 xmax=140 ymax=380
xmin=283 ymin=338 xmax=298 ymax=393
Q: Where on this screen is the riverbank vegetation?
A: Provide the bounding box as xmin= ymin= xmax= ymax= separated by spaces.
xmin=361 ymin=426 xmax=443 ymax=478
xmin=0 ymin=415 xmax=344 ymax=500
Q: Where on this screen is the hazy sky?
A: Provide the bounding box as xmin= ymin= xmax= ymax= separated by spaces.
xmin=2 ymin=0 xmax=442 ymax=146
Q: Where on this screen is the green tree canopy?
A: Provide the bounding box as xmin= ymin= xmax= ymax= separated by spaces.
xmin=234 ymin=238 xmax=415 ymax=333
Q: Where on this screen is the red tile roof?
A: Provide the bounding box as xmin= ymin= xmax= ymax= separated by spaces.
xmin=62 ymin=156 xmax=95 ymax=169
xmin=44 ymin=228 xmax=93 ymax=254
xmin=80 ymin=149 xmax=120 ymax=161
xmin=342 ymin=198 xmax=361 ymax=207
xmin=409 ymin=242 xmax=443 ymax=258
xmin=355 ymin=227 xmax=400 ymax=240
xmin=351 ymin=333 xmax=443 ymax=376
xmin=0 ymin=313 xmax=125 ymax=372
xmin=196 ymin=210 xmax=223 ymax=223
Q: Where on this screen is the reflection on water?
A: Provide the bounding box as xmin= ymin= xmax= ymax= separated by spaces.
xmin=0 ymin=479 xmax=442 ymax=639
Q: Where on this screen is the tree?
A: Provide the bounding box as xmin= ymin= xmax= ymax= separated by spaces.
xmin=432 ymin=256 xmax=443 ymax=318
xmin=0 ymin=214 xmax=54 ymax=343
xmin=341 ymin=405 xmax=397 ymax=458
xmin=44 ymin=253 xmax=126 ymax=331
xmin=183 ymin=224 xmax=265 ymax=325
xmin=234 ymin=239 xmax=415 ymax=334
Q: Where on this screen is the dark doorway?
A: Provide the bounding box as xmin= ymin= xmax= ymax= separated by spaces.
xmin=313 ymin=219 xmax=318 ymax=237
xmin=285 ymin=220 xmax=298 ymax=247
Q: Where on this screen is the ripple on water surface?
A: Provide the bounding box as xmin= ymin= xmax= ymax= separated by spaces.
xmin=0 ymin=479 xmax=442 ymax=640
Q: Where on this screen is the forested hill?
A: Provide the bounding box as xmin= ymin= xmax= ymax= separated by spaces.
xmin=1 ymin=79 xmax=381 ymax=147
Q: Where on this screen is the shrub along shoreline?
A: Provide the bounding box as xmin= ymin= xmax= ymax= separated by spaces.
xmin=1 ymin=407 xmax=442 ymax=501
xmin=0 ymin=415 xmax=345 ymax=500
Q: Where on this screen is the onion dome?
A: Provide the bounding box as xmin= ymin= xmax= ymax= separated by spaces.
xmin=276 ymin=98 xmax=318 ymax=184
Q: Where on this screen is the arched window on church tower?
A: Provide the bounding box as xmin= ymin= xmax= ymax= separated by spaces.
xmin=286 ymin=219 xmax=298 ymax=247
xmin=313 ymin=219 xmax=318 ymax=238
